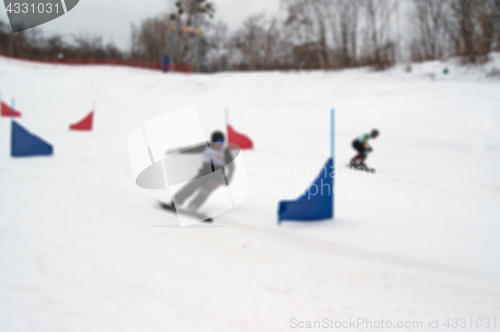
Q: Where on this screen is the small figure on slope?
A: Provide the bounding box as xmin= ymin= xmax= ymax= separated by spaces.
xmin=162 ymin=131 xmax=235 ymax=218
xmin=350 ymin=129 xmax=379 ymax=171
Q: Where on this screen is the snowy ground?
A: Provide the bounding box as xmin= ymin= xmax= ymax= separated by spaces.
xmin=1 ymin=55 xmax=499 ymax=331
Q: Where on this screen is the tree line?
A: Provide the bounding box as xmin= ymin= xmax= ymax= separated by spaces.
xmin=133 ymin=0 xmax=500 ymax=71
xmin=1 ymin=0 xmax=500 ymax=71
xmin=0 ymin=21 xmax=124 ymax=61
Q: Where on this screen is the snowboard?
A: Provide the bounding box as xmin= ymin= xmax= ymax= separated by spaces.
xmin=347 ymin=163 xmax=376 ymax=173
xmin=158 ymin=201 xmax=213 ymax=223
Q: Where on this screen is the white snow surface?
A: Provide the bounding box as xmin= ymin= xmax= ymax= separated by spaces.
xmin=1 ymin=54 xmax=500 ymax=331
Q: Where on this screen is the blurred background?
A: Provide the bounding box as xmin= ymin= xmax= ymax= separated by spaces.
xmin=1 ymin=0 xmax=499 ymax=71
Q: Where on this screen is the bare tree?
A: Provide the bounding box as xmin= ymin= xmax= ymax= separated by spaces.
xmin=233 ymin=13 xmax=267 ymax=70
xmin=495 ymin=0 xmax=500 ymax=50
xmin=130 ymin=16 xmax=168 ymax=62
xmin=72 ymin=33 xmax=106 ymax=59
xmin=45 ymin=35 xmax=66 ymax=59
xmin=263 ymin=17 xmax=294 ymax=69
xmin=329 ymin=0 xmax=360 ymax=67
xmin=205 ymin=20 xmax=231 ymax=71
xmin=361 ymin=0 xmax=397 ymax=69
xmin=168 ymin=0 xmax=215 ymax=66
xmin=282 ymin=0 xmax=330 ymax=69
xmin=446 ymin=0 xmax=497 ymax=62
xmin=409 ymin=0 xmax=448 ymax=61
xmin=169 ymin=0 xmax=215 ymax=28
xmin=448 ymin=0 xmax=477 ymax=61
xmin=475 ymin=0 xmax=497 ymax=56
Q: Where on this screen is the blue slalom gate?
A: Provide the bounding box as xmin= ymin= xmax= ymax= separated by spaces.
xmin=11 ymin=120 xmax=53 ymax=157
xmin=277 ymin=109 xmax=335 ymax=224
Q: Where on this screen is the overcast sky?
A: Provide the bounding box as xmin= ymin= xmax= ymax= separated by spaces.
xmin=1 ymin=0 xmax=282 ymax=49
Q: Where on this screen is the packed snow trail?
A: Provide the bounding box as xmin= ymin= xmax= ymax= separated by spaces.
xmin=0 ymin=55 xmax=499 ymax=331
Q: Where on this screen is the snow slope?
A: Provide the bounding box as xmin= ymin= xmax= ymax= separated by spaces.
xmin=1 ymin=55 xmax=499 ymax=331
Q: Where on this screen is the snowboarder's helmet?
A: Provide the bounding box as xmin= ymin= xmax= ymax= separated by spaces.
xmin=211 ymin=131 xmax=225 ymax=143
xmin=371 ymin=129 xmax=379 ymax=138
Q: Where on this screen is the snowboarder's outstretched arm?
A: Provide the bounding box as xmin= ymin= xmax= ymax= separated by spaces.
xmin=165 ymin=142 xmax=207 ymax=156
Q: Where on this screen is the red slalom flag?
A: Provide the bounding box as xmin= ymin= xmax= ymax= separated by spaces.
xmin=227 ymin=124 xmax=253 ymax=150
xmin=225 ymin=108 xmax=253 ymax=150
xmin=1 ymin=101 xmax=21 ymax=117
xmin=70 ymin=111 xmax=94 ymax=131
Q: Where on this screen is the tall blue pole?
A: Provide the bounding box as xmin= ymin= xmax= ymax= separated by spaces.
xmin=10 ymin=98 xmax=15 ymax=157
xmin=330 ymin=109 xmax=335 ymax=219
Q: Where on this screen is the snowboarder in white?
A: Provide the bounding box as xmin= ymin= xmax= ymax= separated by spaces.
xmin=165 ymin=131 xmax=235 ymax=213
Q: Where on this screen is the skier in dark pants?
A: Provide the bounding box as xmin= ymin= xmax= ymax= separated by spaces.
xmin=168 ymin=131 xmax=235 ymax=212
xmin=350 ymin=129 xmax=379 ymax=168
